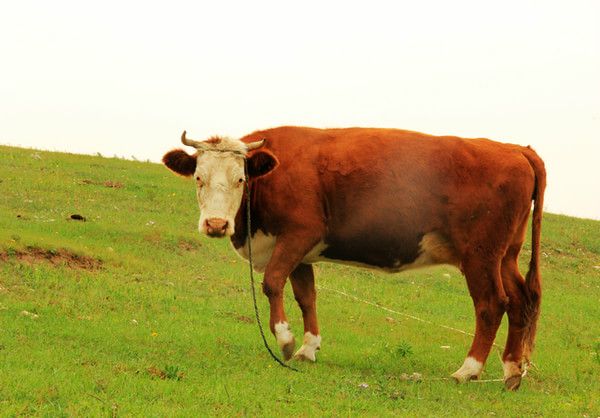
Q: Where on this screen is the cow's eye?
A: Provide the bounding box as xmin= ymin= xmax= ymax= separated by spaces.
xmin=238 ymin=178 xmax=244 ymax=184
xmin=196 ymin=176 xmax=203 ymax=186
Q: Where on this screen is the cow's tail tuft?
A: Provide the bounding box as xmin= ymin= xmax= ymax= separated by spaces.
xmin=521 ymin=146 xmax=546 ymax=364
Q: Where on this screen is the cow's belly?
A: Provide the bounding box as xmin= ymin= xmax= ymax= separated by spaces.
xmin=233 ymin=231 xmax=458 ymax=273
xmin=305 ymin=231 xmax=458 ymax=272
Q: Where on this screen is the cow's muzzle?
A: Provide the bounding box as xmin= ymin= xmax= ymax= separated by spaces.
xmin=205 ymin=218 xmax=229 ymax=237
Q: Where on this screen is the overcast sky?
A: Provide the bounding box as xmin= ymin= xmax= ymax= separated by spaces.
xmin=1 ymin=1 xmax=599 ymax=220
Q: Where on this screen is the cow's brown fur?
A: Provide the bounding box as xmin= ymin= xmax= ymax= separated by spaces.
xmin=162 ymin=149 xmax=197 ymax=177
xmin=164 ymin=126 xmax=546 ymax=389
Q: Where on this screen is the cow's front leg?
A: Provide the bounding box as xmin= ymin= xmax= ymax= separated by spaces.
xmin=262 ymin=233 xmax=320 ymax=361
xmin=290 ymin=263 xmax=321 ymax=362
xmin=262 ymin=273 xmax=295 ymax=360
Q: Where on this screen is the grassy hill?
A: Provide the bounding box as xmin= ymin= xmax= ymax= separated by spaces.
xmin=1 ymin=145 xmax=599 ymax=416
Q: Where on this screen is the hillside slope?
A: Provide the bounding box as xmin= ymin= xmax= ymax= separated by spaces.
xmin=1 ymin=145 xmax=599 ymax=416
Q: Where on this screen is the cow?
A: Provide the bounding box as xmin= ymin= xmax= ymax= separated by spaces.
xmin=162 ymin=126 xmax=546 ymax=390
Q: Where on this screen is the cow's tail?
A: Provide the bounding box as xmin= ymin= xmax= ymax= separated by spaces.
xmin=521 ymin=146 xmax=546 ymax=364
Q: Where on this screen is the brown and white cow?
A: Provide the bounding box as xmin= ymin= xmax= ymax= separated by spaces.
xmin=163 ymin=126 xmax=546 ymax=390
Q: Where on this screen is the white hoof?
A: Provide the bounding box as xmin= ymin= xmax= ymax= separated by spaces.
xmin=274 ymin=322 xmax=295 ymax=361
xmin=293 ymin=332 xmax=321 ymax=362
xmin=451 ymin=357 xmax=483 ymax=383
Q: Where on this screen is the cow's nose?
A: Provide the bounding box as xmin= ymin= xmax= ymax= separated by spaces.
xmin=205 ymin=218 xmax=228 ymax=236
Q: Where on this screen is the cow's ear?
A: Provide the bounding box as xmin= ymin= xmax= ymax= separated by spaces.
xmin=247 ymin=150 xmax=279 ymax=179
xmin=162 ymin=149 xmax=197 ymax=177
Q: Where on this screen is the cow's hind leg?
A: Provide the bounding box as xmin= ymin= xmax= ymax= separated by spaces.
xmin=500 ymin=245 xmax=530 ymax=390
xmin=290 ymin=263 xmax=321 ymax=361
xmin=452 ymin=257 xmax=506 ymax=383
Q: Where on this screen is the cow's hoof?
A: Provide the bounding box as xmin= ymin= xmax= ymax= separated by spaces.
xmin=293 ymin=346 xmax=317 ymax=362
xmin=293 ymin=332 xmax=321 ymax=362
xmin=451 ymin=357 xmax=483 ymax=383
xmin=274 ymin=322 xmax=295 ymax=361
xmin=504 ymin=375 xmax=522 ymax=391
xmin=281 ymin=339 xmax=296 ymax=361
xmin=451 ymin=371 xmax=479 ymax=384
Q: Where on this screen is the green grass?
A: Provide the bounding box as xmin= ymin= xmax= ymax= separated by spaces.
xmin=1 ymin=145 xmax=599 ymax=416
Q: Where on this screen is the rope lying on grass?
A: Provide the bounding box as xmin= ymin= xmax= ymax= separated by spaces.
xmin=316 ymin=283 xmax=502 ymax=350
xmin=315 ymin=283 xmax=527 ymax=383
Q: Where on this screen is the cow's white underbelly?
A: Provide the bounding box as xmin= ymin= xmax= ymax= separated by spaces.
xmin=233 ymin=231 xmax=457 ymax=273
xmin=234 ymin=231 xmax=328 ymax=273
xmin=233 ymin=231 xmax=277 ymax=272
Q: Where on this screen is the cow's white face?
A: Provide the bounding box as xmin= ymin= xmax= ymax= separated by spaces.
xmin=194 ymin=151 xmax=245 ymax=237
xmin=162 ymin=133 xmax=279 ymax=239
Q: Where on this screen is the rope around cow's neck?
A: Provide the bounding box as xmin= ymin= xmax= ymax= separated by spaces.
xmin=244 ymin=158 xmax=299 ymax=372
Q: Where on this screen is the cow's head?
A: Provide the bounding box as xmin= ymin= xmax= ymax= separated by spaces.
xmin=163 ymin=131 xmax=278 ymax=238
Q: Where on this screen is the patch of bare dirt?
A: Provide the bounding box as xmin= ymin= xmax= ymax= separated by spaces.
xmin=234 ymin=314 xmax=253 ymax=324
xmin=220 ymin=311 xmax=254 ymax=324
xmin=147 ymin=366 xmax=166 ymax=379
xmin=80 ymin=179 xmax=124 ymax=188
xmin=143 ymin=232 xmax=162 ymax=245
xmin=0 ymin=247 xmax=102 ymax=270
xmin=177 ymin=239 xmax=201 ymax=252
xmin=103 ymin=181 xmax=123 ymax=188
xmin=147 ymin=366 xmax=184 ymax=381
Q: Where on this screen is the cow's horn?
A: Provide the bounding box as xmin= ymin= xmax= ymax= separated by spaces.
xmin=246 ymin=139 xmax=265 ymax=151
xmin=181 ymin=131 xmax=203 ymax=148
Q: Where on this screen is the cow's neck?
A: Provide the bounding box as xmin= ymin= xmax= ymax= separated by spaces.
xmin=231 ymin=182 xmax=262 ymax=249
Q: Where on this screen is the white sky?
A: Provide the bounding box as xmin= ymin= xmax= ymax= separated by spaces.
xmin=1 ymin=1 xmax=599 ymax=220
